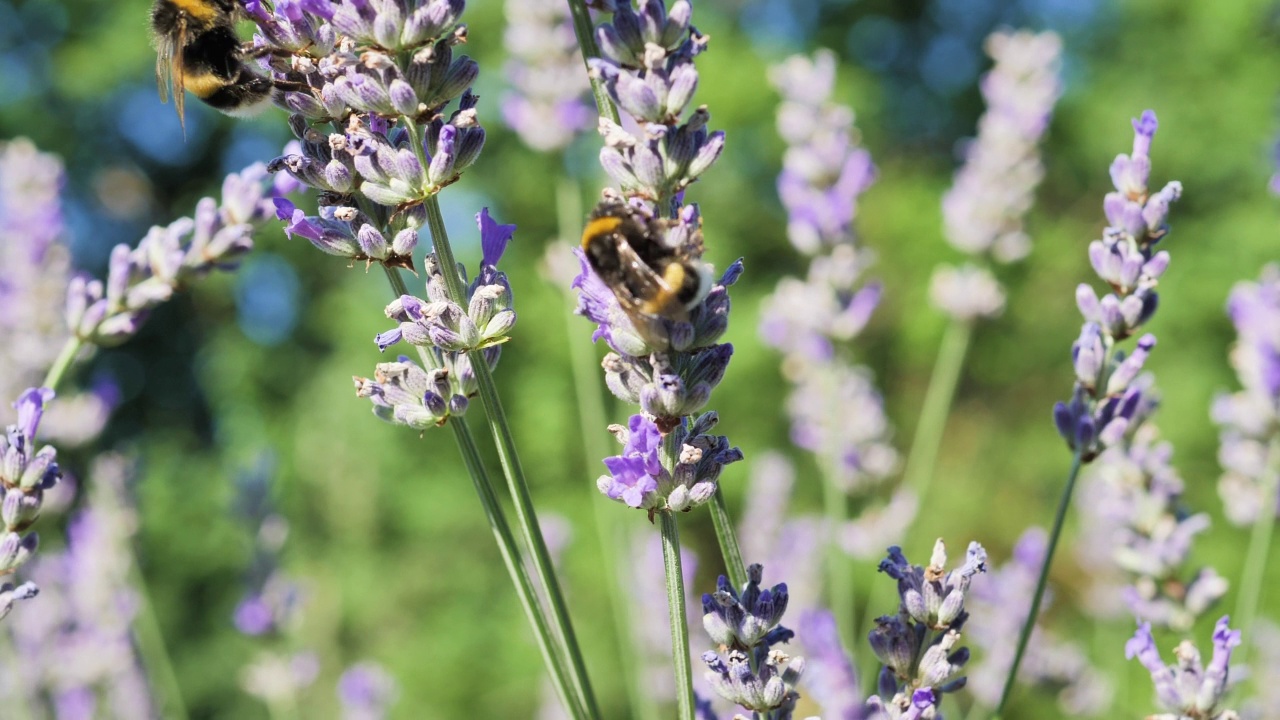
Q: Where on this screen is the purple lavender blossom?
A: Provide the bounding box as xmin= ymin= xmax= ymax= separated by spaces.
xmin=1212 ymin=265 xmax=1280 ymax=526
xmin=1053 ymin=110 xmax=1180 ymax=460
xmin=574 ymin=0 xmax=736 ymax=414
xmin=3 ymin=454 xmax=156 ymax=716
xmin=867 ymin=540 xmax=986 ymax=716
xmin=932 ymin=30 xmax=1062 ymax=321
xmin=66 ymin=164 xmax=276 ymax=348
xmin=1126 ymin=615 xmax=1241 ymax=720
xmin=596 ymin=412 xmax=741 ymax=513
xmin=338 ymin=661 xmax=400 ymax=720
xmin=501 ymin=0 xmax=593 ymax=152
xmin=0 ymin=387 xmax=63 ymax=609
xmin=700 ymin=564 xmax=805 ymax=716
xmin=967 ymin=529 xmax=1112 ymax=715
xmin=356 ymin=209 xmax=515 ymax=428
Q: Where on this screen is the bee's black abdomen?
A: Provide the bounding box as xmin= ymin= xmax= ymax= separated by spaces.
xmin=183 ymin=24 xmax=243 ymax=80
xmin=200 ymin=74 xmax=273 ymax=111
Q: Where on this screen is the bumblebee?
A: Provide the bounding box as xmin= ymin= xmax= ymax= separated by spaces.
xmin=150 ymin=0 xmax=302 ymax=125
xmin=580 ymin=200 xmax=713 ymax=346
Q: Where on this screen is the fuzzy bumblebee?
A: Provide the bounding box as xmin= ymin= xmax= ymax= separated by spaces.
xmin=580 ymin=200 xmax=713 ymax=347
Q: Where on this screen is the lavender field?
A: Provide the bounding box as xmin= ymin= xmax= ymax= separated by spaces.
xmin=0 ymin=0 xmax=1276 ymax=718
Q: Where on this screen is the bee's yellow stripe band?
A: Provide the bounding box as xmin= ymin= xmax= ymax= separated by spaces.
xmin=581 ymin=216 xmax=622 ymax=249
xmin=170 ymin=0 xmax=220 ymax=23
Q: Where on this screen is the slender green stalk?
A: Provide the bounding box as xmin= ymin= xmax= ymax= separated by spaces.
xmin=41 ymin=337 xmax=83 ymax=391
xmin=708 ymin=487 xmax=748 ymax=590
xmin=420 ymin=196 xmax=601 ymax=719
xmin=992 ymin=449 xmax=1084 ymax=719
xmin=658 ymin=510 xmax=696 ymax=720
xmin=381 ymin=264 xmax=586 ymax=718
xmin=1233 ymin=436 xmax=1280 ymax=664
xmin=556 ymin=178 xmax=658 ymax=720
xmin=903 ymin=318 xmax=973 ymax=504
xmin=128 ymin=563 xmax=191 ymax=720
xmin=564 ymin=0 xmax=620 ymax=125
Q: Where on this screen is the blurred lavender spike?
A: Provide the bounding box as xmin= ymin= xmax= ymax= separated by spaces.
xmin=338 ymin=661 xmax=400 ymax=720
xmin=2 ymin=454 xmax=157 ymax=715
xmin=1126 ymin=615 xmax=1241 ymax=720
xmin=501 ymin=0 xmax=593 ymax=152
xmin=1212 ymin=264 xmax=1280 ymax=527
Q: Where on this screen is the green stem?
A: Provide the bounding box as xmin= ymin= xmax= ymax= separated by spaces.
xmin=708 ymin=487 xmax=748 ymax=590
xmin=903 ymin=318 xmax=973 ymax=504
xmin=422 ymin=196 xmax=601 ymax=719
xmin=992 ymin=449 xmax=1084 ymax=719
xmin=128 ymin=562 xmax=191 ymax=720
xmin=1233 ymin=436 xmax=1280 ymax=665
xmin=41 ymin=337 xmax=83 ymax=391
xmin=564 ymin=0 xmax=620 ymax=125
xmin=381 ymin=263 xmax=587 ymax=720
xmin=556 ymin=178 xmax=658 ymax=720
xmin=658 ymin=510 xmax=696 ymax=720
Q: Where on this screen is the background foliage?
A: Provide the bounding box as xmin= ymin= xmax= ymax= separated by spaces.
xmin=1 ymin=0 xmax=1277 ymax=717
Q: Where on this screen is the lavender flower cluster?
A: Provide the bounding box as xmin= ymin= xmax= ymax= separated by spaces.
xmin=1212 ymin=266 xmax=1280 ymax=526
xmin=501 ymin=0 xmax=593 ymax=152
xmin=931 ymin=30 xmax=1062 ymax=320
xmin=236 ymin=0 xmax=520 ymax=428
xmin=759 ymin=50 xmax=899 ymax=501
xmin=701 ymin=565 xmax=805 ymax=719
xmin=866 ymin=540 xmax=986 ymax=719
xmin=1054 ymin=111 xmax=1180 ymax=460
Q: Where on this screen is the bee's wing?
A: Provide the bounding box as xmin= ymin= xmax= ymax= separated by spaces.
xmin=610 ymin=239 xmax=684 ymax=318
xmin=154 ymin=18 xmax=187 ymax=129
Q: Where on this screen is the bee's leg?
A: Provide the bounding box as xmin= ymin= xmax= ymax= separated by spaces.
xmin=243 ymin=42 xmax=315 ymax=60
xmin=271 ymin=79 xmax=313 ymax=93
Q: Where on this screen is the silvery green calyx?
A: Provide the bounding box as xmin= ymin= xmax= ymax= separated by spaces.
xmin=701 ymin=564 xmax=805 ymax=718
xmin=596 ymin=412 xmax=740 ymax=512
xmin=65 ymin=165 xmax=275 ymax=348
xmin=1053 ymin=111 xmax=1179 ymax=460
xmin=867 ymin=540 xmax=987 ymax=717
xmin=1126 ymin=616 xmax=1242 ymax=720
xmin=0 ymin=388 xmax=62 ymax=617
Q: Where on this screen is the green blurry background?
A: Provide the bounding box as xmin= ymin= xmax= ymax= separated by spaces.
xmin=1 ymin=0 xmax=1277 ymax=717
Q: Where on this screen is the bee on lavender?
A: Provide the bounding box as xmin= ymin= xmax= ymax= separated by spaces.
xmin=150 ymin=0 xmax=306 ymax=127
xmin=580 ymin=199 xmax=713 ymax=344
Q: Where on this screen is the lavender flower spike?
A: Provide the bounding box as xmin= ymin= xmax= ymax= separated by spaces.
xmin=338 ymin=661 xmax=400 ymax=720
xmin=931 ymin=29 xmax=1061 ymax=320
xmin=1126 ymin=615 xmax=1242 ymax=720
xmin=0 ymin=387 xmax=63 ymax=612
xmin=597 ymin=413 xmax=741 ymax=513
xmin=867 ymin=540 xmax=986 ymax=717
xmin=357 ymin=209 xmax=516 ymax=429
xmin=501 ymin=0 xmax=592 ymax=152
xmin=1213 ymin=264 xmax=1280 ymax=526
xmin=701 ymin=564 xmax=806 ymax=717
xmin=1053 ymin=110 xmax=1181 ymax=460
